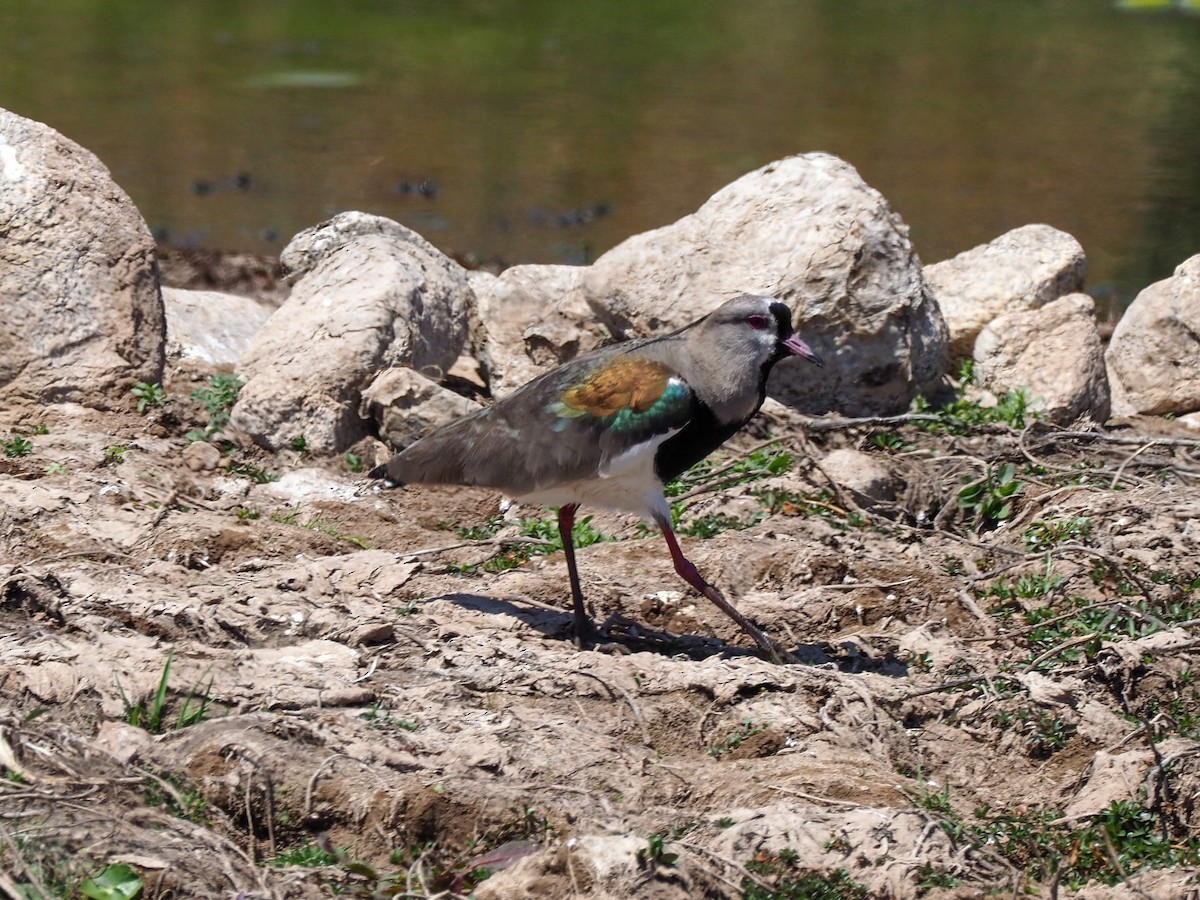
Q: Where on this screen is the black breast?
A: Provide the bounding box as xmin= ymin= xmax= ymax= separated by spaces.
xmin=654 ymin=405 xmax=746 ymax=485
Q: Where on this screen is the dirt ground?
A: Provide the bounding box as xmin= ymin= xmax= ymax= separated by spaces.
xmin=2 ymin=264 xmax=1200 ymax=898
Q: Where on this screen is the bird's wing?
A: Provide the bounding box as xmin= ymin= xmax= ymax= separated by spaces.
xmin=380 ymin=349 xmax=697 ymax=494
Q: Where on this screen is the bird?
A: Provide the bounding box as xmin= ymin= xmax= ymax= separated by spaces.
xmin=370 ymin=294 xmax=823 ymax=661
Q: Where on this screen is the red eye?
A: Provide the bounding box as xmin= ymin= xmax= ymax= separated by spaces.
xmin=747 ymin=314 xmax=770 ymax=330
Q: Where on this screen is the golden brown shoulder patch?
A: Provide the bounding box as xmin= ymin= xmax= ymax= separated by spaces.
xmin=561 ymin=357 xmax=675 ymax=417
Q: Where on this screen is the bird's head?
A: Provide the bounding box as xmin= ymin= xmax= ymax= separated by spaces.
xmin=698 ymin=294 xmax=823 ymax=373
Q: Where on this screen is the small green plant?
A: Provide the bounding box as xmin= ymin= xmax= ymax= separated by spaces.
xmin=236 ymin=506 xmax=261 ymax=522
xmin=869 ymin=431 xmax=914 ymax=452
xmin=344 ymin=451 xmax=364 ymax=473
xmin=102 ymin=445 xmax=128 ymax=466
xmin=708 ymin=717 xmax=765 ymax=758
xmin=679 ymin=510 xmax=762 ymax=538
xmin=1024 ymin=516 xmax=1092 ymax=552
xmin=3 ymin=435 xmax=33 ymax=457
xmin=635 ymin=833 xmax=678 ymax=870
xmin=964 ymin=799 xmax=1200 ymax=889
xmin=270 ymin=840 xmax=342 ymax=868
xmin=941 ymin=556 xmax=966 ymax=575
xmin=914 ymin=775 xmax=954 ymax=817
xmin=360 ymin=703 xmax=420 ymax=733
xmin=742 ymin=851 xmax=869 ymax=900
xmin=715 ymin=816 xmax=735 ymax=828
xmin=117 ymin=649 xmax=214 ymax=734
xmin=188 ymin=373 xmax=245 ymax=440
xmin=983 ymin=562 xmax=1064 ymax=614
xmin=822 ymin=835 xmax=851 ymax=853
xmin=226 ymin=459 xmax=277 ymax=483
xmin=915 ymin=862 xmax=958 ymax=890
xmin=911 ymin=368 xmax=1035 ymax=434
xmin=130 ymin=381 xmax=167 ymax=413
xmin=755 ymin=488 xmax=867 ymax=530
xmin=141 ymin=769 xmax=209 ymax=823
xmin=271 ymin=512 xmax=371 ymax=549
xmin=664 ymin=442 xmax=792 ymax=498
xmin=1024 ymin=710 xmax=1075 ymax=758
xmin=957 ymin=462 xmax=1022 ymax=530
xmin=81 ymin=863 xmax=144 ymax=900
xmin=44 ymin=460 xmax=67 ymax=475
xmin=451 ymin=511 xmax=610 ymax=574
xmin=290 ymin=434 xmax=309 ymax=454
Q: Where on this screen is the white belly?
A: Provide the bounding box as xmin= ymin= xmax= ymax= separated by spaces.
xmin=517 ymin=432 xmax=673 ymax=523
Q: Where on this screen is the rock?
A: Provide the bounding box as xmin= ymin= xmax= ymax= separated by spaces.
xmin=469 ymin=266 xmax=606 ymax=397
xmin=585 ymin=153 xmax=946 ymax=416
xmin=90 ymin=721 xmax=153 ymax=765
xmin=925 ymin=224 xmax=1087 ymax=359
xmin=0 ymin=107 xmax=165 ymax=404
xmin=1105 ymin=254 xmax=1200 ymax=417
xmin=254 ymin=468 xmax=361 ymax=504
xmin=1061 ymin=747 xmax=1152 ymax=819
xmin=182 ymin=440 xmax=222 ymax=472
xmin=162 ymin=287 xmax=275 ymax=367
xmin=230 ymin=213 xmax=471 ymax=453
xmin=360 ymin=366 xmax=482 ymax=451
xmin=820 ymin=448 xmax=898 ymax=508
xmin=973 ymin=293 xmax=1110 ymax=425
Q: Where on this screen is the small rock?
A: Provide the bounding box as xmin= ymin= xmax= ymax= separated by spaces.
xmin=182 ymin=441 xmax=222 ymax=472
xmin=91 ymin=721 xmax=153 ymax=764
xmin=925 ymin=224 xmax=1087 ymax=359
xmin=1106 ymin=254 xmax=1200 ymax=417
xmin=231 ymin=212 xmax=471 ymax=453
xmin=973 ymin=292 xmax=1110 ymax=425
xmin=820 ymin=448 xmax=898 ymax=508
xmin=360 ymin=367 xmax=481 ymax=451
xmin=349 ymin=622 xmax=395 ymax=646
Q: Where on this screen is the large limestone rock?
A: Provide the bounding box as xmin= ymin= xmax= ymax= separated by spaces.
xmin=469 ymin=265 xmax=607 ymax=397
xmin=0 ymin=107 xmax=165 ymax=403
xmin=590 ymin=154 xmax=945 ymax=415
xmin=470 ymin=154 xmax=946 ymax=417
xmin=973 ymin=293 xmax=1110 ymax=425
xmin=230 ymin=213 xmax=471 ymax=453
xmin=1106 ymin=254 xmax=1200 ymax=417
xmin=162 ymin=288 xmax=274 ymax=367
xmin=925 ymin=224 xmax=1087 ymax=359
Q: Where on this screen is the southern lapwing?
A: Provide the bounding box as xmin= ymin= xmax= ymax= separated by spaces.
xmin=370 ymin=294 xmax=823 ymax=661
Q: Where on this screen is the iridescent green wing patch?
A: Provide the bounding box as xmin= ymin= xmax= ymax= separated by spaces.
xmin=549 ymin=357 xmax=694 ymax=436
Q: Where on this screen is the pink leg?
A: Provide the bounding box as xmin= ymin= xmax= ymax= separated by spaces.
xmin=655 ymin=513 xmax=789 ymax=663
xmin=557 ymin=504 xmax=594 ymax=646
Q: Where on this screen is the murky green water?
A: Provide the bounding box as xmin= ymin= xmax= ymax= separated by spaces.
xmin=2 ymin=1 xmax=1198 ymax=304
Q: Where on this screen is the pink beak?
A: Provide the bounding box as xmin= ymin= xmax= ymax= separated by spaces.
xmin=782 ymin=333 xmax=824 ymax=367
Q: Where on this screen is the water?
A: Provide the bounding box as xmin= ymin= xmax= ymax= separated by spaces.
xmin=2 ymin=0 xmax=1199 ymax=306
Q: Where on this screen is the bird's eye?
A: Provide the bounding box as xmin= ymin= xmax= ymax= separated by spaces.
xmin=746 ymin=314 xmax=770 ymax=331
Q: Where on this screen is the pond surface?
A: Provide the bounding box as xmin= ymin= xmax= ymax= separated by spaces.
xmin=2 ymin=0 xmax=1199 ymax=305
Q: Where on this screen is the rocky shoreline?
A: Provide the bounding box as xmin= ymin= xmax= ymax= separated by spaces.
xmin=3 ymin=106 xmax=1200 ymax=899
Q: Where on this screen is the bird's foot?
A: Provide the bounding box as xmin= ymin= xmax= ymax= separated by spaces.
xmin=570 ymin=618 xmax=630 ymax=655
xmin=760 ymin=639 xmax=798 ymax=666
xmin=570 ymin=615 xmax=602 ymax=649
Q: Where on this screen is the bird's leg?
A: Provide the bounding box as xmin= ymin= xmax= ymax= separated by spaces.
xmin=557 ymin=503 xmax=595 ymax=647
xmin=655 ymin=513 xmax=792 ymax=664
